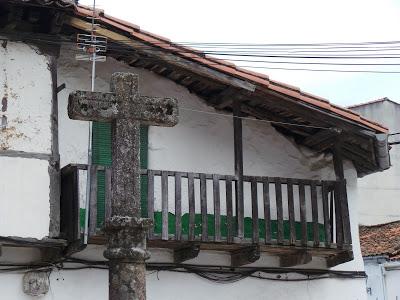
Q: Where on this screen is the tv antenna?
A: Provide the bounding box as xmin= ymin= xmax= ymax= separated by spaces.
xmin=75 ymin=0 xmax=108 ymax=244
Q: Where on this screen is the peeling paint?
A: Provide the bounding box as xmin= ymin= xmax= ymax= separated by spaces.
xmin=0 ymin=126 xmax=27 ymax=150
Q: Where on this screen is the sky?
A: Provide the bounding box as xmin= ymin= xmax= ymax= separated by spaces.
xmin=80 ymin=0 xmax=400 ymax=107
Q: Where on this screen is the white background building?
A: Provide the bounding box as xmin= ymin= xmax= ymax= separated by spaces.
xmin=349 ymin=98 xmax=400 ymax=226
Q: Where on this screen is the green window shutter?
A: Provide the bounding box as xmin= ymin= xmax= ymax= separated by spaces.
xmin=92 ymin=122 xmax=112 ymax=166
xmin=140 ymin=126 xmax=149 ymax=217
xmin=90 ymin=121 xmax=149 ymax=227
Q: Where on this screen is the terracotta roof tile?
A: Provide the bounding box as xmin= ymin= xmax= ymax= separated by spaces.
xmin=139 ymin=29 xmax=171 ymax=43
xmin=102 ymin=14 xmax=141 ymax=31
xmin=360 ymin=221 xmax=400 ymax=258
xmin=68 ymin=4 xmax=387 ymax=133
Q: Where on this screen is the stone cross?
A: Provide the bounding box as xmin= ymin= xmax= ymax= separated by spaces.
xmin=68 ymin=73 xmax=178 ymax=300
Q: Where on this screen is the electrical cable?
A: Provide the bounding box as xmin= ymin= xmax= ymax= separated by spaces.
xmin=5 ymin=35 xmax=400 ymax=59
xmin=4 ymin=35 xmax=400 ymax=73
xmin=56 ymin=48 xmax=400 ymax=66
xmin=0 ymin=257 xmax=367 ymax=283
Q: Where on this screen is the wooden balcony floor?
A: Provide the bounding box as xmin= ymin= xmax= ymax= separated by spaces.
xmin=88 ymin=233 xmax=353 ymax=268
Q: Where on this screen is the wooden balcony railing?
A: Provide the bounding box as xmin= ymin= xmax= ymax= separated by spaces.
xmin=60 ymin=164 xmax=352 ymax=254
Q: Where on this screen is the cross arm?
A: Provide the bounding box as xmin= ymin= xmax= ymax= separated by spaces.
xmin=68 ymin=91 xmax=118 ymax=122
xmin=132 ymin=96 xmax=179 ymax=127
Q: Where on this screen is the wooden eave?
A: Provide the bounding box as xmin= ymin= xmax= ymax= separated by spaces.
xmin=0 ymin=1 xmax=389 ymax=177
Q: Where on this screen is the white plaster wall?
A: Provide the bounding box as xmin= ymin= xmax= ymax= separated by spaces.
xmin=0 ymin=42 xmax=53 ymax=238
xmin=364 ymin=259 xmax=400 ymax=300
xmin=384 ymin=266 xmax=400 ymax=300
xmin=351 ymin=100 xmax=400 ymax=225
xmin=364 ymin=258 xmax=387 ymax=300
xmin=0 ymin=267 xmax=367 ymax=300
xmin=0 ymin=157 xmax=50 ymax=238
xmin=0 ymin=41 xmax=52 ymax=153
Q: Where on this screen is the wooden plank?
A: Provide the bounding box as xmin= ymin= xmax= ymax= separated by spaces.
xmin=60 ymin=165 xmax=80 ymax=242
xmin=310 ymin=181 xmax=319 ymax=247
xmin=263 ymin=178 xmax=272 ymax=244
xmin=231 ymin=246 xmax=260 ymax=267
xmin=67 ymin=17 xmax=256 ymax=92
xmin=275 ymin=178 xmax=284 ymax=244
xmin=200 ymin=173 xmax=208 ymax=242
xmin=140 ymin=169 xmax=335 ymax=186
xmin=250 ymin=178 xmax=259 ymax=243
xmin=339 ymin=180 xmax=352 ymax=246
xmin=161 ymin=171 xmax=169 ymax=241
xmin=329 ymin=189 xmax=334 ymax=243
xmin=299 ymin=182 xmax=307 ymax=247
xmin=213 ymin=87 xmax=242 ymax=110
xmin=333 ymin=140 xmax=345 ymax=181
xmin=147 ymin=170 xmax=155 ymax=239
xmin=175 ymin=172 xmax=182 ymax=241
xmin=188 ymin=172 xmax=195 ymax=241
xmin=174 ymin=244 xmax=200 ymax=263
xmin=225 ymin=179 xmax=233 ymax=244
xmin=104 ymin=167 xmax=112 ymax=222
xmin=287 ymin=179 xmax=296 ymax=245
xmin=302 ymin=129 xmax=338 ymax=148
xmin=279 ymin=250 xmax=312 ymax=267
xmin=334 ymin=182 xmax=344 ymax=248
xmin=322 ymin=182 xmax=331 ymax=247
xmin=233 ymin=101 xmax=244 ymax=240
xmin=213 ymin=175 xmax=221 ymax=242
xmin=326 ymin=250 xmax=353 ymax=268
xmin=88 ymin=165 xmax=98 ymax=237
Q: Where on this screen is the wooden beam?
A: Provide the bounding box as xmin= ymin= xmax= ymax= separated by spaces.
xmin=241 ymin=103 xmax=312 ymax=137
xmin=332 ymin=137 xmax=352 ymax=247
xmin=302 ymin=129 xmax=338 ymax=148
xmin=208 ymin=86 xmax=245 ymax=110
xmin=233 ymin=101 xmax=244 ymax=239
xmin=66 ymin=17 xmax=256 ymax=92
xmin=174 ymin=244 xmax=200 ymax=263
xmin=326 ymin=251 xmax=353 ymax=268
xmin=332 ymin=136 xmax=345 ymax=180
xmin=279 ymin=250 xmax=312 ymax=267
xmin=40 ymin=247 xmax=63 ymax=263
xmin=50 ymin=11 xmax=66 ymax=34
xmin=231 ymin=246 xmax=260 ymax=267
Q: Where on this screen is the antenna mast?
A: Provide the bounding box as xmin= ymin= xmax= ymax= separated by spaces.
xmin=76 ymin=0 xmax=107 ymax=244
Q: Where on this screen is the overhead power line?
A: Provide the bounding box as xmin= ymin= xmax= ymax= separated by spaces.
xmin=4 ymin=35 xmax=400 ymax=73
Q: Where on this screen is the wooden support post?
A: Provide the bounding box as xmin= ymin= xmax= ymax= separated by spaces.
xmin=231 ymin=245 xmax=260 ymax=267
xmin=88 ymin=165 xmax=98 ymax=237
xmin=175 ymin=172 xmax=182 ymax=241
xmin=332 ymin=135 xmax=352 ymax=247
xmin=326 ymin=251 xmax=354 ymax=268
xmin=233 ymin=100 xmax=244 ymax=240
xmin=333 ymin=139 xmax=345 ymax=181
xmin=279 ymin=250 xmax=312 ymax=267
xmin=174 ymin=244 xmax=201 ymax=263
